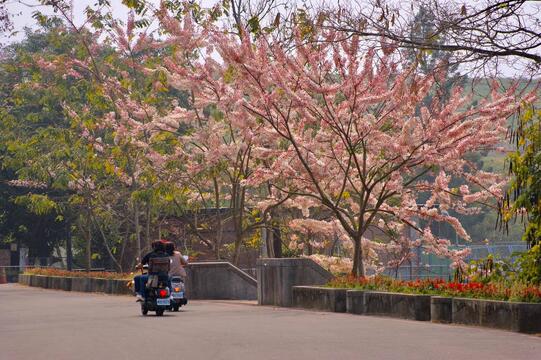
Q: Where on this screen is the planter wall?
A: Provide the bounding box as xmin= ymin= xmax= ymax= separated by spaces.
xmin=352 ymin=291 xmax=432 ymax=321
xmin=431 ymin=297 xmax=452 ymax=324
xmin=292 ymin=286 xmax=347 ymax=312
xmin=71 ymin=277 xmax=91 ymax=292
xmin=452 ymin=297 xmax=541 ymax=333
xmin=515 ymin=303 xmax=541 ymax=333
xmin=49 ymin=276 xmax=72 ymax=291
xmin=90 ymin=278 xmax=107 ymax=293
xmin=346 ymin=290 xmax=365 ymax=315
xmin=19 ymin=261 xmax=251 ymax=299
xmin=346 ymin=290 xmax=431 ymax=320
xmin=18 ymin=274 xmax=130 ymax=295
xmin=32 ymin=275 xmax=49 ymax=288
xmin=18 ymin=274 xmax=30 ymax=286
xmin=452 ymin=298 xmax=481 ymax=326
xmin=108 ymin=279 xmax=132 ymax=295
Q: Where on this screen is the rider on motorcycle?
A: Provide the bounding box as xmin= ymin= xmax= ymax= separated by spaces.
xmin=165 ymin=242 xmax=188 ymax=281
xmin=134 ymin=240 xmax=170 ymax=302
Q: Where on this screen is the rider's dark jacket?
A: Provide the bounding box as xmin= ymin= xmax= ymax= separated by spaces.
xmin=141 ymin=250 xmax=169 ymax=266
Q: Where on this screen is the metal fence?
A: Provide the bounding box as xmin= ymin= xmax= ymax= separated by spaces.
xmin=381 ymin=264 xmax=453 ymax=281
xmin=382 ymin=242 xmax=529 ymax=281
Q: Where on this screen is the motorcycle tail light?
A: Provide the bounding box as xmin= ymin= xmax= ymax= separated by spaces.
xmin=159 ymin=289 xmax=168 ymax=298
xmin=174 ymin=287 xmax=180 ymax=292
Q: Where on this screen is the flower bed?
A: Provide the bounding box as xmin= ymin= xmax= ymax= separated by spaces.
xmin=328 ymin=276 xmax=541 ymax=303
xmin=319 ymin=276 xmax=541 ymax=332
xmin=24 ymin=268 xmax=132 ymax=280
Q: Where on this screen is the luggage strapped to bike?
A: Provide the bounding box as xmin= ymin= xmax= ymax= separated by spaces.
xmin=146 ymin=257 xmax=170 ymax=288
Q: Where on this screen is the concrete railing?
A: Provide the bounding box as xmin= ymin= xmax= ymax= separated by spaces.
xmin=185 ymin=262 xmax=257 ymax=300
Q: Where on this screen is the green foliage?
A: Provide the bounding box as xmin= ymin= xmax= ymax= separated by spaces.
xmin=294 ymin=9 xmax=314 ymax=40
xmin=515 ymin=245 xmax=541 ymax=285
xmin=466 ymin=248 xmax=541 ymax=286
xmin=122 ymin=0 xmax=146 ymax=14
xmin=247 ymin=16 xmax=261 ymax=35
xmin=498 ymin=106 xmax=541 ymax=278
xmin=13 ymin=194 xmax=59 ymax=215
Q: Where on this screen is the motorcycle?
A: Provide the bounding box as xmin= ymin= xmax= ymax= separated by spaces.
xmin=139 ymin=258 xmax=171 ymax=316
xmin=169 ymin=276 xmax=188 ymax=312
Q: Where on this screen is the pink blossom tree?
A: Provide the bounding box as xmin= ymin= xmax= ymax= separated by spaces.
xmin=48 ymin=1 xmax=533 ymax=275
xmin=211 ymin=29 xmax=533 ymax=276
xmin=52 ymin=8 xmax=191 ymax=266
xmin=154 ymin=10 xmax=292 ymax=264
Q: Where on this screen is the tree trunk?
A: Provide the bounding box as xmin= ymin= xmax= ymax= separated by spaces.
xmin=328 ymin=233 xmax=339 ymax=257
xmin=66 ymin=222 xmax=73 ymax=271
xmin=134 ymin=201 xmax=142 ymax=262
xmin=266 ymin=226 xmax=274 ymax=257
xmin=272 ymin=226 xmax=282 ymax=258
xmin=86 ymin=213 xmax=92 ymax=272
xmin=213 ymin=177 xmax=223 ymax=259
xmin=145 ymin=203 xmax=151 ymax=250
xmin=232 ymin=187 xmax=245 ymax=265
xmin=261 ymin=226 xmax=268 ymax=257
xmin=352 ymin=237 xmax=365 ymax=277
xmin=119 ymin=216 xmax=130 ymax=270
xmin=91 ymin=213 xmax=122 ymax=272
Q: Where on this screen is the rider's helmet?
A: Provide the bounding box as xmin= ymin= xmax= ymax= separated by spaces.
xmin=151 ymin=240 xmax=165 ymax=253
xmin=165 ymin=241 xmax=175 ymax=256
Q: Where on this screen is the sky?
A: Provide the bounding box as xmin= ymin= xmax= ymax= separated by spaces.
xmin=2 ymin=0 xmax=171 ymax=43
xmin=2 ymin=0 xmax=228 ymax=42
xmin=2 ymin=0 xmax=539 ymax=78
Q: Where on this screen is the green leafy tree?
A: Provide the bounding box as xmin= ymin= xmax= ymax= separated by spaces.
xmin=502 ymin=106 xmax=541 ymax=245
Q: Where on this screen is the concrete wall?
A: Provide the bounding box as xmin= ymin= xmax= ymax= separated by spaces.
xmin=346 ymin=290 xmax=365 ymax=315
xmin=452 ymin=297 xmax=541 ymax=333
xmin=18 ymin=274 xmax=131 ymax=295
xmin=292 ymin=286 xmax=347 ymax=312
xmin=257 ymin=258 xmax=333 ymax=307
xmin=345 ymin=290 xmax=431 ymax=321
xmin=19 ymin=262 xmax=256 ymax=300
xmin=185 ymin=262 xmax=257 ymax=300
xmin=430 ymin=296 xmax=452 ymax=323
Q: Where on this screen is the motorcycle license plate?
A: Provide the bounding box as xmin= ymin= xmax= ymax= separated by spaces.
xmin=172 ymin=292 xmax=184 ymax=299
xmin=156 ymin=298 xmax=170 ymax=306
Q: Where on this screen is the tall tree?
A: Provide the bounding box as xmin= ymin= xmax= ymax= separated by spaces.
xmin=210 ymin=27 xmax=532 ymax=275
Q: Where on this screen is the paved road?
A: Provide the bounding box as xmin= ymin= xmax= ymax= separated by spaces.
xmin=1 ymin=284 xmax=540 ymax=360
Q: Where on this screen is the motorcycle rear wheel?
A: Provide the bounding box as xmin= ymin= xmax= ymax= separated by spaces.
xmin=156 ymin=308 xmax=165 ymax=316
xmin=141 ymin=304 xmax=148 ymax=316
